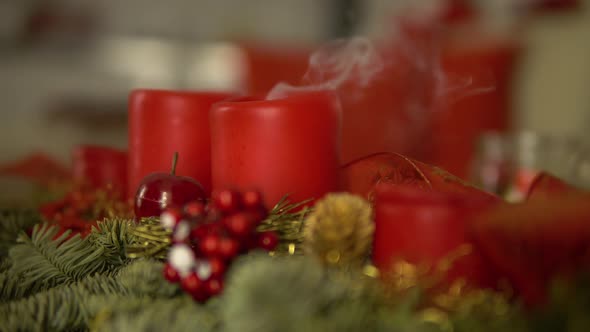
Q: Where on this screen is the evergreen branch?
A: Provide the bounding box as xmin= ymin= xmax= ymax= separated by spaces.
xmin=0 ymin=208 xmax=42 ymax=258
xmin=87 ymin=217 xmax=135 ymax=266
xmin=4 ymin=224 xmax=100 ymax=298
xmin=257 ymin=196 xmax=312 ymax=256
xmin=2 ymin=218 xmax=137 ymax=301
xmin=0 ymin=260 xmax=179 ymax=332
xmin=0 ymin=257 xmax=11 ymax=273
xmin=92 ymin=296 xmax=219 ymax=332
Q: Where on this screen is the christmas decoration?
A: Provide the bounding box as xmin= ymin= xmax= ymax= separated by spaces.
xmin=211 ymin=90 xmax=341 ymax=207
xmin=128 ymin=90 xmax=233 ymax=198
xmin=472 ymin=193 xmax=590 ymax=306
xmin=256 ymin=195 xmax=312 ymax=256
xmin=125 ymin=217 xmax=172 ymax=260
xmin=341 ymin=152 xmax=499 ymax=204
xmin=38 ymin=183 xmax=131 ymax=238
xmin=134 ymin=152 xmax=207 ymax=219
xmin=303 ymin=193 xmax=374 ymax=267
xmin=162 ymin=189 xmax=279 ymax=302
xmin=3 ymin=152 xmax=590 ymax=331
xmin=373 ymin=184 xmax=500 ymax=289
xmin=71 ymin=145 xmax=128 ymax=198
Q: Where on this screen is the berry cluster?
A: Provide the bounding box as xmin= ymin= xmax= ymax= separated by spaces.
xmin=162 ymin=189 xmax=279 ymax=302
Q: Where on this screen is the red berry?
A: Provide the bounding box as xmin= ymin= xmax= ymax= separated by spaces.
xmin=163 ymin=263 xmax=181 ymax=283
xmin=250 ymin=207 xmax=268 ymax=224
xmin=208 ymin=257 xmax=226 ymax=278
xmin=257 ymin=231 xmax=279 ymax=251
xmin=205 ymin=205 xmax=223 ymax=222
xmin=192 ymin=291 xmax=210 ymax=303
xmin=190 ymin=224 xmax=208 ymax=243
xmin=204 ymin=278 xmax=224 ymax=296
xmin=218 ymin=237 xmax=240 ymax=260
xmin=181 ymin=272 xmax=204 ymax=295
xmin=199 ymin=234 xmax=221 ymax=257
xmin=224 ymin=212 xmax=256 ymax=238
xmin=184 ymin=201 xmax=206 ymax=218
xmin=63 ymin=207 xmax=77 ymax=218
xmin=160 ymin=208 xmax=184 ymax=230
xmin=213 ymin=190 xmax=242 ymax=213
xmin=242 ymin=190 xmax=264 ymax=208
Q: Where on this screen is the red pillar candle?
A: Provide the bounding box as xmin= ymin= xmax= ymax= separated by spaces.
xmin=128 ymin=90 xmax=233 ymax=199
xmin=72 ymin=145 xmax=127 ymax=196
xmin=373 ymin=184 xmax=498 ymax=288
xmin=211 ymin=91 xmax=342 ymax=207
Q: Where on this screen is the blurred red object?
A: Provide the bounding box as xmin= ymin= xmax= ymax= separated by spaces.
xmin=373 ymin=184 xmax=500 ymax=288
xmin=473 ymin=193 xmax=590 ymax=306
xmin=72 ymin=145 xmax=127 ymax=197
xmin=241 ymin=14 xmax=519 ymax=175
xmin=430 ymin=36 xmax=520 ymax=179
xmin=340 ymin=152 xmax=499 ymax=203
xmin=532 ymin=0 xmax=580 ymax=11
xmin=0 ymin=153 xmax=70 ymax=185
xmin=440 ymin=0 xmax=475 ymax=23
xmin=526 ymin=172 xmax=582 ymax=200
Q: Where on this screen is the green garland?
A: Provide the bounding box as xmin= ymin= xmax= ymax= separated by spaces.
xmin=0 ymin=209 xmax=589 ymax=332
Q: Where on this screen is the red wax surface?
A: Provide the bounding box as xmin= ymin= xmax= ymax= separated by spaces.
xmin=373 ymin=184 xmax=498 ymax=288
xmin=128 ymin=90 xmax=233 ymax=199
xmin=430 ymin=37 xmax=520 ymax=178
xmin=211 ymin=91 xmax=342 ymax=207
xmin=72 ymin=145 xmax=127 ymax=196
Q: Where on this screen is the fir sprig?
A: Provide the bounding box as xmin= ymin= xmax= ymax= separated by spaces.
xmin=4 ymin=224 xmax=105 ymax=299
xmin=257 ymin=196 xmax=313 ymax=255
xmin=0 ymin=259 xmax=180 ymax=332
xmin=1 ymin=218 xmax=136 ymax=301
xmin=0 ymin=208 xmax=42 ymax=258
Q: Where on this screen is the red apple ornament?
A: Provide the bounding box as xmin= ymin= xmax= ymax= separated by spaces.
xmin=134 ymin=153 xmax=206 ymax=219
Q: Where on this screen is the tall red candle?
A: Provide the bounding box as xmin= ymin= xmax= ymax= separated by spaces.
xmin=210 ymin=91 xmax=341 ymax=207
xmin=128 ymin=90 xmax=233 ymax=199
xmin=72 ymin=145 xmax=127 ymax=196
xmin=373 ymin=184 xmax=498 ymax=288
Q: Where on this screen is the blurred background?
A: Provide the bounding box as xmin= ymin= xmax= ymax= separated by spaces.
xmin=0 ymin=0 xmax=589 ymax=197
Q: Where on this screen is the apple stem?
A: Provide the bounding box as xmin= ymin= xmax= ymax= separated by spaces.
xmin=171 ymin=152 xmax=179 ymax=175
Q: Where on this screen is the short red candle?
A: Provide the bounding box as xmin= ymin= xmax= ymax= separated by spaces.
xmin=128 ymin=90 xmax=233 ymax=199
xmin=211 ymin=91 xmax=342 ymax=207
xmin=72 ymin=145 xmax=127 ymax=196
xmin=373 ymin=184 xmax=498 ymax=287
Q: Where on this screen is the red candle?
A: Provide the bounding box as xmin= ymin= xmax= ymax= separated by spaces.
xmin=211 ymin=91 xmax=341 ymax=207
xmin=128 ymin=90 xmax=233 ymax=199
xmin=373 ymin=184 xmax=498 ymax=288
xmin=72 ymin=145 xmax=127 ymax=196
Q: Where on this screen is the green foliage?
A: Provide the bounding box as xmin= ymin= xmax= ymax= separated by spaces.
xmin=92 ymin=297 xmax=219 ymax=332
xmin=87 ymin=217 xmax=134 ymax=266
xmin=528 ymin=275 xmax=590 ymax=332
xmin=0 ymin=208 xmax=42 ymax=258
xmin=221 ymin=253 xmax=431 ymax=332
xmin=2 ymin=210 xmax=590 ymax=332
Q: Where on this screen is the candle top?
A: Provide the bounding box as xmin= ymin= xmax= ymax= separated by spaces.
xmin=212 ymin=90 xmax=340 ymax=114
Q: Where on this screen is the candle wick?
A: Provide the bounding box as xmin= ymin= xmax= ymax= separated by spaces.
xmin=171 ymin=152 xmax=179 ymax=176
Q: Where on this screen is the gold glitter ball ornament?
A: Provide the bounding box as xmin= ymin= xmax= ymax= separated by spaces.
xmin=304 ymin=193 xmax=374 ymax=267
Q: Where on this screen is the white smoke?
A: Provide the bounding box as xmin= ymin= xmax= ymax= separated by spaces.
xmin=266 ymin=37 xmax=384 ymax=100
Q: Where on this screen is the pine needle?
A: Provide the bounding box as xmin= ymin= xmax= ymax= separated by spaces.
xmin=0 ymin=208 xmax=41 ymax=258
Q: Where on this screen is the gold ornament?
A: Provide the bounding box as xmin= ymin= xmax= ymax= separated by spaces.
xmin=126 ymin=217 xmax=172 ymax=260
xmin=304 ymin=193 xmax=374 ymax=267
